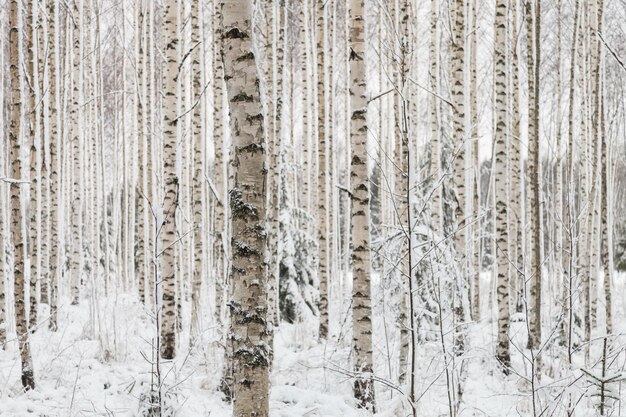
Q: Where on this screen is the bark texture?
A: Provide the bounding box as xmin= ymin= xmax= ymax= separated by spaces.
xmin=9 ymin=0 xmax=36 ymax=389
xmin=317 ymin=0 xmax=329 ymax=341
xmin=494 ymin=0 xmax=511 ymax=372
xmin=349 ymin=0 xmax=375 ymax=410
xmin=221 ymin=1 xmax=272 ymax=416
xmin=526 ymin=0 xmax=542 ymax=352
xmin=160 ymin=0 xmax=180 ymax=360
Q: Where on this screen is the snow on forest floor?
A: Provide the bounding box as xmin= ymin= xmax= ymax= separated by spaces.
xmin=0 ymin=272 xmax=625 ymax=416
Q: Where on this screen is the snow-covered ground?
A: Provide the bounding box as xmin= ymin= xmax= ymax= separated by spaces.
xmin=1 ymin=272 xmax=624 ymax=416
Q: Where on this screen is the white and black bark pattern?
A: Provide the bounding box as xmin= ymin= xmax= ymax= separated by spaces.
xmin=394 ymin=0 xmax=411 ymax=389
xmin=69 ymin=0 xmax=83 ymax=306
xmin=451 ymin=0 xmax=466 ymax=260
xmin=596 ymin=0 xmax=611 ymax=336
xmin=349 ymin=0 xmax=375 ymax=411
xmin=135 ymin=0 xmax=148 ymax=305
xmin=9 ymin=0 xmax=36 ymax=389
xmin=469 ymin=0 xmax=480 ymax=321
xmin=47 ymin=0 xmax=60 ymax=332
xmin=189 ymin=0 xmax=204 ymax=340
xmin=525 ymin=0 xmax=542 ymax=353
xmin=213 ymin=0 xmax=227 ymax=333
xmin=221 ymin=1 xmax=272 ymax=416
xmin=450 ymin=0 xmax=467 ymax=361
xmin=27 ymin=0 xmax=39 ymax=330
xmin=598 ymin=91 xmax=613 ymax=335
xmin=509 ymin=0 xmax=524 ymax=314
xmin=160 ymin=0 xmax=179 ymax=360
xmin=316 ymin=0 xmax=329 ymax=340
xmin=493 ymin=0 xmax=511 ymax=372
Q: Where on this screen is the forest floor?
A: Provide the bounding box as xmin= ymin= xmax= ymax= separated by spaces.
xmin=0 ymin=272 xmax=624 ymax=416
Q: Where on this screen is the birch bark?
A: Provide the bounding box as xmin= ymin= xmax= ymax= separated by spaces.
xmin=160 ymin=0 xmax=180 ymax=360
xmin=221 ymin=1 xmax=272 ymax=415
xmin=349 ymin=0 xmax=375 ymax=410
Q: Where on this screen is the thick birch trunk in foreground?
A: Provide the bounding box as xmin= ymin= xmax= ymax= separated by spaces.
xmin=493 ymin=0 xmax=511 ymax=372
xmin=349 ymin=0 xmax=375 ymax=411
xmin=160 ymin=0 xmax=179 ymax=360
xmin=221 ymin=1 xmax=272 ymax=416
xmin=9 ymin=0 xmax=36 ymax=389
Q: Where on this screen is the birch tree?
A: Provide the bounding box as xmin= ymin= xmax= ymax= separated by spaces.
xmin=69 ymin=0 xmax=83 ymax=306
xmin=221 ymin=0 xmax=272 ymax=415
xmin=189 ymin=0 xmax=204 ymax=340
xmin=27 ymin=0 xmax=39 ymax=330
xmin=317 ymin=0 xmax=329 ymax=341
xmin=48 ymin=0 xmax=60 ymax=332
xmin=493 ymin=0 xmax=511 ymax=372
xmin=160 ymin=0 xmax=179 ymax=360
xmin=525 ymin=0 xmax=542 ymax=353
xmin=349 ymin=0 xmax=375 ymax=410
xmin=9 ymin=0 xmax=36 ymax=389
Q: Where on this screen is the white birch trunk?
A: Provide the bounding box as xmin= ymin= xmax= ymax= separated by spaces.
xmin=9 ymin=0 xmax=36 ymax=389
xmin=494 ymin=0 xmax=511 ymax=372
xmin=221 ymin=1 xmax=272 ymax=415
xmin=349 ymin=0 xmax=375 ymax=410
xmin=160 ymin=0 xmax=180 ymax=360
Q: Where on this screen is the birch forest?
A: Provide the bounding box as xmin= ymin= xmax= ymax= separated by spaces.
xmin=1 ymin=0 xmax=626 ymax=416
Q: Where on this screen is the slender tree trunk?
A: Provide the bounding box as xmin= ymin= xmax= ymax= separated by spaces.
xmin=561 ymin=0 xmax=579 ymax=357
xmin=69 ymin=0 xmax=83 ymax=307
xmin=48 ymin=0 xmax=60 ymax=332
xmin=428 ymin=0 xmax=441 ymax=235
xmin=451 ymin=0 xmax=467 ymax=368
xmin=189 ymin=0 xmax=204 ymax=341
xmin=136 ymin=0 xmax=148 ymax=305
xmin=554 ymin=0 xmax=564 ymax=328
xmin=9 ymin=0 xmax=36 ymax=389
xmin=469 ymin=0 xmax=480 ymax=321
xmin=213 ymin=0 xmax=227 ymax=333
xmin=39 ymin=7 xmax=50 ymax=306
xmin=27 ymin=0 xmax=39 ymax=330
xmin=596 ymin=0 xmax=611 ymax=336
xmin=317 ymin=0 xmax=329 ymax=340
xmin=494 ymin=0 xmax=511 ymax=372
xmin=267 ymin=0 xmax=285 ymax=327
xmin=395 ymin=0 xmax=410 ymax=389
xmin=525 ymin=0 xmax=542 ymax=354
xmin=510 ymin=0 xmax=524 ymax=314
xmin=221 ymin=1 xmax=272 ymax=415
xmin=160 ymin=0 xmax=180 ymax=360
xmin=349 ymin=0 xmax=375 ymax=411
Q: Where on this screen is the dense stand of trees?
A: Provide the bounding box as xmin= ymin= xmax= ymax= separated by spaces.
xmin=0 ymin=0 xmax=625 ymax=416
